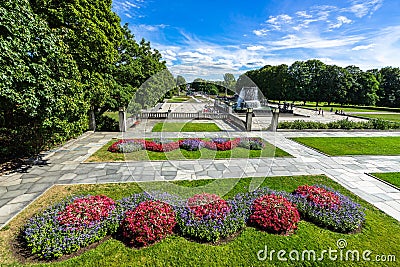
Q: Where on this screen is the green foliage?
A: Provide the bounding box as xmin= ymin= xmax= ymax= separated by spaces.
xmin=0 ymin=0 xmax=88 ymax=157
xmin=0 ymin=0 xmax=167 ymax=158
xmin=377 ymin=66 xmax=400 ymax=107
xmin=245 ymin=60 xmax=397 ymax=107
xmin=278 ymin=119 xmax=400 ymax=130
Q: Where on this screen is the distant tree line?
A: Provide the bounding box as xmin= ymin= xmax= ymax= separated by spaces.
xmin=0 ymin=0 xmax=167 ymax=159
xmin=189 ymin=73 xmax=237 ymax=95
xmin=236 ymin=59 xmax=400 ymax=107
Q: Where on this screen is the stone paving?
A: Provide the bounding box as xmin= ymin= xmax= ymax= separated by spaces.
xmin=1 ymin=127 xmax=400 ymax=229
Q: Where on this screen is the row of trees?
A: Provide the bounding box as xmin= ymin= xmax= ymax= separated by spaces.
xmin=0 ymin=0 xmax=167 ymax=158
xmin=189 ymin=73 xmax=237 ymax=95
xmin=236 ymin=60 xmax=400 ymax=107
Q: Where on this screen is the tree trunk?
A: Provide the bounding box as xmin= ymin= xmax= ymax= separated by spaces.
xmin=88 ymin=108 xmax=96 ymax=131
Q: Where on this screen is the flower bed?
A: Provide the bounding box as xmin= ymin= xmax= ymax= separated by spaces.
xmin=176 ymin=194 xmax=247 ymax=242
xmin=108 ymin=137 xmax=254 ymax=153
xmin=203 ymin=138 xmax=241 ymax=151
xmin=108 ymin=139 xmax=145 ymax=153
xmin=145 ymin=139 xmax=180 ymax=152
xmin=291 ymin=185 xmax=365 ymax=233
xmin=23 ymin=195 xmax=119 ymax=259
xmin=22 ymin=185 xmax=366 ymax=259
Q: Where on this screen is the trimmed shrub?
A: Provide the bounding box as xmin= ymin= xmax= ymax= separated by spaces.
xmin=249 ymin=194 xmax=300 ymax=235
xmin=278 ymin=119 xmax=400 ymax=130
xmin=121 ymin=200 xmax=176 ymax=247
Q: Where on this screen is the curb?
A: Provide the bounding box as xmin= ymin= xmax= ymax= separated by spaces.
xmin=365 ymin=173 xmax=400 ymax=192
xmin=287 ymin=138 xmax=331 ymax=157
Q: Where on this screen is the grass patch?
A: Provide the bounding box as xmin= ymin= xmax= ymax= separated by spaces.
xmin=166 ymin=96 xmax=191 ymax=103
xmin=371 ymin=172 xmax=400 ymax=188
xmin=86 ymin=139 xmax=290 ymax=162
xmin=357 ymin=114 xmax=400 ymax=122
xmin=152 ymin=122 xmax=221 ymax=132
xmin=291 ymin=137 xmax=400 ymax=156
xmin=1 ymin=175 xmax=400 ymax=266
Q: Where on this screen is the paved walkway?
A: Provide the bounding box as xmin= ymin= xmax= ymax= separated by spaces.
xmin=1 ymin=129 xmax=400 ymax=229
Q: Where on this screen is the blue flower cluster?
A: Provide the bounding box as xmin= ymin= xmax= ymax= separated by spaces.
xmin=179 ymin=139 xmax=204 ymax=151
xmin=175 ymin=198 xmax=247 ymax=242
xmin=211 ymin=138 xmax=229 ymax=144
xmin=291 ymin=185 xmax=365 ymax=233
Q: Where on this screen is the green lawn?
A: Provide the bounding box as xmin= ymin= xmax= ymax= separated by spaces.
xmin=372 ymin=172 xmax=400 ymax=188
xmin=291 ymin=137 xmax=400 ymax=156
xmin=152 ymin=122 xmax=222 ymax=132
xmin=356 ymin=114 xmax=400 ymax=122
xmin=166 ymin=96 xmax=191 ymax=103
xmin=86 ymin=139 xmax=291 ymax=162
xmin=1 ymin=175 xmax=399 ymax=266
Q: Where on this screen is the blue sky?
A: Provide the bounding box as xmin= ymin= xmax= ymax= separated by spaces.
xmin=112 ymin=0 xmax=400 ymax=81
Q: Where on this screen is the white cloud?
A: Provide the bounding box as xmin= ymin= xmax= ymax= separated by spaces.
xmin=347 ymin=0 xmax=383 ymax=18
xmin=267 ymin=33 xmax=363 ymax=50
xmin=266 ymin=14 xmax=293 ymax=30
xmin=329 ymin=16 xmax=352 ymax=29
xmin=253 ymin=29 xmax=268 ymax=36
xmin=112 ymin=0 xmax=145 ymax=17
xmin=196 ymin=48 xmax=215 ymax=54
xmin=352 ymin=44 xmax=375 ymax=50
xmin=296 ymin=11 xmax=313 ymax=18
xmin=247 ymin=45 xmax=265 ymax=51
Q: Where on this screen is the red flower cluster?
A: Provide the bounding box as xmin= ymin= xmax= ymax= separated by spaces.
xmin=187 ymin=193 xmax=231 ymax=220
xmin=203 ymin=138 xmax=241 ymax=151
xmin=57 ymin=195 xmax=116 ymax=229
xmin=144 ymin=140 xmax=180 ymax=152
xmin=121 ymin=200 xmax=176 ymax=247
xmin=107 ymin=139 xmax=145 ymax=153
xmin=250 ymin=194 xmax=300 ymax=235
xmin=294 ymin=185 xmax=341 ymax=209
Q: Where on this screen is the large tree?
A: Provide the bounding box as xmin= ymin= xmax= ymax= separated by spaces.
xmin=0 ymin=0 xmax=88 ymax=157
xmin=29 ymin=0 xmax=123 ymax=129
xmin=377 ymin=67 xmax=400 ymax=107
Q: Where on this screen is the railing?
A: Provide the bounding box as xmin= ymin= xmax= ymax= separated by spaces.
xmin=139 ymin=111 xmax=247 ymax=129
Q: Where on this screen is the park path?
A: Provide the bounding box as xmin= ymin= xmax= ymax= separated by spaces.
xmin=1 ymin=129 xmax=400 ymax=229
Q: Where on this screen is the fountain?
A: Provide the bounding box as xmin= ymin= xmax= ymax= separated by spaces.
xmin=236 ymin=87 xmax=261 ymax=109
